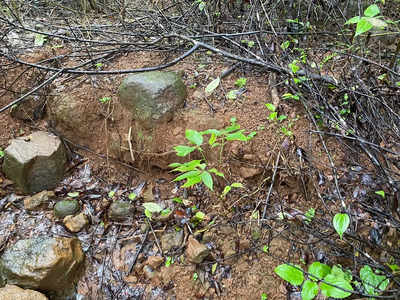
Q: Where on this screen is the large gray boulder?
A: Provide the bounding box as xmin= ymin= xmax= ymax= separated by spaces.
xmin=0 ymin=237 xmax=84 ymax=293
xmin=118 ymin=71 xmax=187 ymax=129
xmin=2 ymin=131 xmax=66 ymax=194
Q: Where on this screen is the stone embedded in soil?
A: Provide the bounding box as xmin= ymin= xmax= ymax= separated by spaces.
xmin=24 ymin=190 xmax=55 ymax=211
xmin=160 ymin=230 xmax=184 ymax=253
xmin=118 ymin=71 xmax=187 ymax=129
xmin=239 ymin=166 xmax=262 ymax=179
xmin=63 ymin=213 xmax=89 ymax=233
xmin=185 ymin=236 xmax=210 ymax=264
xmin=2 ymin=131 xmax=66 ymax=194
xmin=0 ymin=237 xmax=84 ymax=293
xmin=145 ymin=256 xmax=164 ymax=269
xmin=108 ymin=201 xmax=135 ymax=220
xmin=54 ymin=199 xmax=80 ymax=218
xmin=0 ymin=284 xmax=48 ymax=300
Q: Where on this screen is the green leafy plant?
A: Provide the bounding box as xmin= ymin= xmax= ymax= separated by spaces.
xmin=282 ymin=93 xmax=300 ymax=101
xmin=34 ymin=33 xmax=46 ymax=47
xmin=235 ymin=77 xmax=247 ymax=88
xmin=333 ymin=213 xmax=350 ymax=239
xmin=128 ymin=192 xmax=137 ymax=200
xmin=304 ymin=208 xmax=315 ymax=224
xmin=221 ymin=182 xmax=243 ymax=198
xmin=360 ymin=265 xmax=389 ymax=297
xmin=241 ymin=40 xmax=255 ymax=47
xmin=261 ymin=293 xmax=267 ymax=300
xmin=170 ymin=118 xmax=256 ymax=192
xmin=143 ymin=202 xmax=170 ymax=220
xmin=375 ymin=190 xmax=385 ymax=198
xmin=345 ymin=4 xmax=387 ymax=37
xmin=265 ymin=103 xmax=287 ymax=122
xmin=275 ymin=262 xmax=353 ymax=300
xmin=165 ymin=256 xmax=173 ymax=267
xmin=0 ymin=148 xmax=4 ymax=158
xmin=99 ymin=96 xmax=111 ymax=103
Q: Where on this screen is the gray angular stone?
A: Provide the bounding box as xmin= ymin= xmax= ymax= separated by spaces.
xmin=54 ymin=200 xmax=80 ymax=218
xmin=0 ymin=237 xmax=84 ymax=292
xmin=118 ymin=71 xmax=187 ymax=129
xmin=2 ymin=131 xmax=66 ymax=194
xmin=160 ymin=230 xmax=184 ymax=253
xmin=108 ymin=201 xmax=135 ymax=220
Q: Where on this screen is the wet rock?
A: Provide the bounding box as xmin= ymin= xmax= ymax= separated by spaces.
xmin=63 ymin=213 xmax=89 ymax=233
xmin=160 ymin=230 xmax=184 ymax=252
xmin=54 ymin=199 xmax=80 ymax=218
xmin=2 ymin=131 xmax=67 ymax=194
xmin=145 ymin=256 xmax=164 ymax=269
xmin=108 ymin=201 xmax=135 ymax=220
xmin=0 ymin=237 xmax=84 ymax=293
xmin=185 ymin=236 xmax=210 ymax=264
xmin=0 ymin=284 xmax=48 ymax=300
xmin=24 ymin=190 xmax=55 ymax=211
xmin=118 ymin=71 xmax=187 ymax=129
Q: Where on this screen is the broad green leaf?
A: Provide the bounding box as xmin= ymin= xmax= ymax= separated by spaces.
xmin=182 ymin=175 xmax=202 ymax=188
xmin=281 ymin=40 xmax=290 ymax=49
xmin=345 ymin=16 xmax=361 ymax=25
xmin=143 ymin=202 xmax=162 ymax=213
xmin=201 ymin=171 xmax=213 ymax=190
xmin=161 ymin=208 xmax=171 ymax=216
xmin=364 ymin=4 xmax=380 ymax=17
xmin=231 ymin=182 xmax=243 ymax=188
xmin=365 ymin=17 xmax=387 ymax=28
xmin=225 ymin=131 xmax=248 ymax=141
xmin=186 ymin=129 xmax=203 ymax=146
xmin=360 ymin=265 xmax=389 ymax=296
xmin=208 ymin=132 xmax=217 ymax=145
xmin=268 ymin=112 xmax=278 ymax=121
xmin=145 ymin=209 xmax=152 ymax=219
xmin=209 ymin=168 xmax=224 ymax=177
xmin=212 ymin=263 xmax=217 ymax=274
xmin=128 ymin=192 xmax=136 ymax=200
xmin=301 ymin=280 xmax=319 ymax=300
xmin=308 ymin=262 xmax=331 ymax=281
xmin=173 ymin=170 xmax=202 ymax=182
xmin=265 ymin=103 xmax=276 ymax=112
xmin=173 ymin=145 xmax=196 ymax=156
xmin=320 ymin=274 xmax=353 ymax=298
xmin=355 ymin=18 xmax=373 ymax=36
xmin=274 ymin=264 xmax=304 ymax=286
xmin=333 ymin=213 xmax=350 ymax=239
xmin=221 ymin=185 xmax=231 ymax=197
xmin=205 ymin=77 xmax=220 ymax=95
xmin=330 ymin=265 xmax=351 ymax=281
xmin=375 ymin=190 xmax=385 ymax=198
